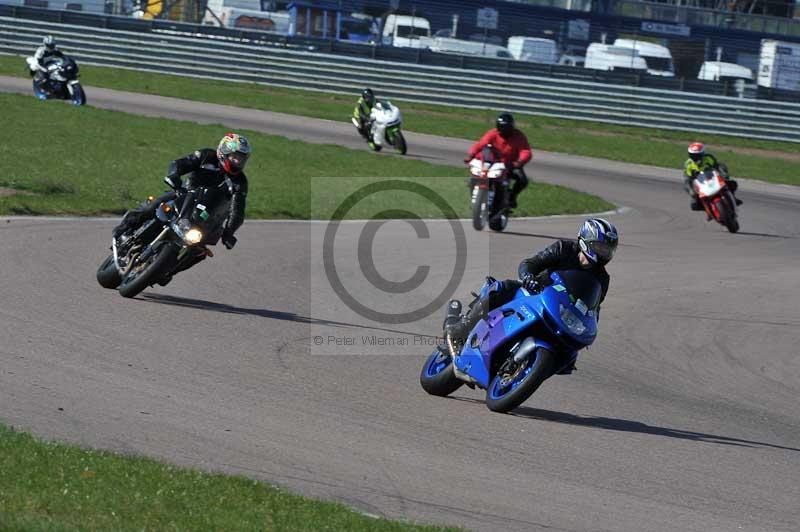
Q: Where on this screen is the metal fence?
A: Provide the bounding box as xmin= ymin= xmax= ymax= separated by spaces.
xmin=2 ymin=14 xmax=800 ymax=142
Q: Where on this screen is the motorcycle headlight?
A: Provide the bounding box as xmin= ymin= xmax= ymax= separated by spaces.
xmin=559 ymin=304 xmax=587 ymax=336
xmin=184 ymin=228 xmax=203 ymax=245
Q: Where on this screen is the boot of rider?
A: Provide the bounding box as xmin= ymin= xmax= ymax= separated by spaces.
xmin=445 ymin=301 xmax=486 ymax=357
xmin=508 ymin=170 xmax=527 ymax=209
xmin=727 ymin=179 xmax=744 ymax=206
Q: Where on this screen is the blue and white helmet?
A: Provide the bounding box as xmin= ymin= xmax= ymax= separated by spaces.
xmin=43 ymin=35 xmax=56 ymax=50
xmin=578 ymin=218 xmax=618 ymax=266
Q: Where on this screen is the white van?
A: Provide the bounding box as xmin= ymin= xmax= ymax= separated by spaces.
xmin=612 ymin=39 xmax=674 ymax=77
xmin=507 ymin=37 xmax=558 ymax=64
xmin=584 ymin=43 xmax=647 ymax=72
xmin=428 ymin=37 xmax=512 ymax=59
xmin=382 ymin=15 xmax=431 ymax=48
xmin=697 ymin=61 xmax=753 ymax=82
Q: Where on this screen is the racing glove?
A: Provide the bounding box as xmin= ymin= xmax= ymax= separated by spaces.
xmin=222 ymin=232 xmax=237 ymax=250
xmin=164 ymin=175 xmax=183 ymax=191
xmin=521 ymin=273 xmax=538 ymax=293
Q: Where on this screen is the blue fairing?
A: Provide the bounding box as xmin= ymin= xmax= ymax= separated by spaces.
xmin=453 ymin=271 xmax=598 ymax=389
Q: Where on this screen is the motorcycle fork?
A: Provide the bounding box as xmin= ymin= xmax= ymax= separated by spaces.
xmin=138 ymin=227 xmax=172 ymax=263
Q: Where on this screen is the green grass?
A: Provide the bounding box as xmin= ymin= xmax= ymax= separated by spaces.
xmin=0 ymin=92 xmax=612 ymax=218
xmin=0 ymin=424 xmax=458 ymax=531
xmin=2 ymin=53 xmax=798 ymax=185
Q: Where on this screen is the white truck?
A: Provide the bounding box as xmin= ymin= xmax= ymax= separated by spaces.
xmin=382 ymin=15 xmax=431 ymax=48
xmin=203 ymin=0 xmax=290 ymax=32
xmin=758 ymin=39 xmax=800 ymax=91
xmin=506 ymin=37 xmax=558 ymax=64
xmin=584 ymin=43 xmax=647 ymax=72
xmin=612 ymin=38 xmax=674 ymax=77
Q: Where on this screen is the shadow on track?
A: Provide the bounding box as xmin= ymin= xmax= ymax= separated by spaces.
xmin=509 ymin=406 xmax=800 ymax=452
xmin=735 ymin=231 xmax=795 ymax=239
xmin=140 ymin=293 xmax=437 ymax=339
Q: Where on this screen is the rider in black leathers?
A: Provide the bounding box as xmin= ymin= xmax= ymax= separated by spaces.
xmin=445 ymin=219 xmax=617 ymax=373
xmin=113 ymin=133 xmax=250 ymax=252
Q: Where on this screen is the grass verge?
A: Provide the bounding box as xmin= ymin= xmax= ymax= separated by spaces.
xmin=0 ymin=92 xmax=612 ymax=218
xmin=0 ymin=424 xmax=458 ymax=531
xmin=2 ymin=53 xmax=797 ymax=185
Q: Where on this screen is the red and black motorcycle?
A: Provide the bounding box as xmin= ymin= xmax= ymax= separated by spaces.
xmin=693 ymin=168 xmax=739 ymax=233
xmin=467 ymin=145 xmax=510 ymax=232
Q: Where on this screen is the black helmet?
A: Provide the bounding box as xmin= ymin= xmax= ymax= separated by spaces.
xmin=362 ymin=88 xmax=375 ymax=106
xmin=496 ymin=112 xmax=515 ymax=138
xmin=43 ymin=35 xmax=56 ymax=50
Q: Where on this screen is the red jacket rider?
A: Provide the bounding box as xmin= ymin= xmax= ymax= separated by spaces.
xmin=466 ymin=113 xmax=532 ymax=208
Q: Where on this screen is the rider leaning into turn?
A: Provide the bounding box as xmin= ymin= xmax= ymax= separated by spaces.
xmin=684 ymin=142 xmax=743 ymax=211
xmin=353 ymin=88 xmax=376 ymax=138
xmin=445 ymin=218 xmax=618 ymax=374
xmin=465 ymin=113 xmax=532 ymax=209
xmin=113 ymin=133 xmax=251 ymax=254
xmin=29 ymin=35 xmax=63 ymax=79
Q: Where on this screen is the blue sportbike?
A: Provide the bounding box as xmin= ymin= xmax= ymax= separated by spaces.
xmin=420 ymin=270 xmax=601 ymax=413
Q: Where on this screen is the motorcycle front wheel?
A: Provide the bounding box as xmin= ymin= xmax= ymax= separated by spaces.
xmin=394 ymin=130 xmax=407 ymax=155
xmin=485 ymin=347 xmax=554 ymax=413
xmin=118 ymin=242 xmax=179 ymax=298
xmin=96 ymin=253 xmax=122 ymax=289
xmin=70 ymin=83 xmax=86 ymax=106
xmin=718 ymin=195 xmax=739 ymax=233
xmin=471 ymin=188 xmax=489 ymax=231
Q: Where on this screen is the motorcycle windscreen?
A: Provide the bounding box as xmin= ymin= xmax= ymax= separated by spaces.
xmin=553 ymin=269 xmax=602 ymax=310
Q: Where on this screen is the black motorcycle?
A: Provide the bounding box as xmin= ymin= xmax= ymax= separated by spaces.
xmin=96 ymin=177 xmax=234 ymax=298
xmin=27 ymin=55 xmax=86 ymax=106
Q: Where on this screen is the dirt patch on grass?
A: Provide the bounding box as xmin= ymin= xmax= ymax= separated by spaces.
xmin=0 ymin=187 xmax=33 ymax=197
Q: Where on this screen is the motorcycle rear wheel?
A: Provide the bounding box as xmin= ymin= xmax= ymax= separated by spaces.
xmin=118 ymin=242 xmax=179 ymax=298
xmin=420 ymin=349 xmax=464 ymax=397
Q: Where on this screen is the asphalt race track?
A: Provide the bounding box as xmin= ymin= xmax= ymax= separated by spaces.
xmin=2 ymin=76 xmax=800 ymax=532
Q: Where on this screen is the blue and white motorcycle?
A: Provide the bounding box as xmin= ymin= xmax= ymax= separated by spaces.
xmin=26 ymin=55 xmax=86 ymax=106
xmin=420 ymin=270 xmax=601 ymax=413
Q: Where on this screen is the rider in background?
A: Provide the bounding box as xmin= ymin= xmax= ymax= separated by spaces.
xmin=445 ymin=218 xmax=618 ymax=374
xmin=684 ymin=142 xmax=742 ymax=211
xmin=353 ymin=88 xmax=376 ymax=139
xmin=465 ymin=113 xmax=532 ymax=208
xmin=29 ymin=36 xmax=63 ymax=80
